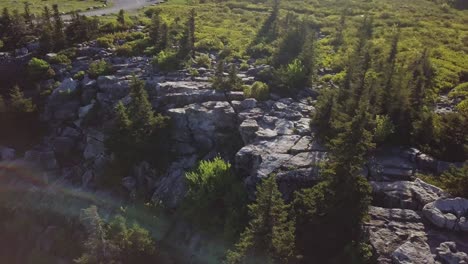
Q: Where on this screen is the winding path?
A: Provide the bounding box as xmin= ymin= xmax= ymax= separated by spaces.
xmin=79 ymin=0 xmax=161 ymax=16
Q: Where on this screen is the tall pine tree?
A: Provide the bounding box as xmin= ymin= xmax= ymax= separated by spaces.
xmin=226 ymin=175 xmax=296 ymax=264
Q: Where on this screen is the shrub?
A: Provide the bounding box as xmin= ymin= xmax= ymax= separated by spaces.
xmin=88 ymin=60 xmax=113 ymax=79
xmin=449 ymin=82 xmax=468 ymax=98
xmin=273 ymin=59 xmax=307 ymax=94
xmin=239 ymin=62 xmax=249 ymax=71
xmin=374 ymin=115 xmax=395 ymax=144
xmin=96 ymin=36 xmax=114 ymax=48
xmin=189 ymin=68 xmax=199 ymax=77
xmin=115 ymin=44 xmax=134 ymax=57
xmin=196 ymin=37 xmax=224 ymax=51
xmin=9 ymin=86 xmax=36 ymax=113
xmin=243 ymin=81 xmax=269 ymax=101
xmin=152 ymin=51 xmax=179 ymax=72
xmin=100 ymin=21 xmax=118 ymax=33
xmin=49 ymin=54 xmax=71 ymax=65
xmin=73 ymin=71 xmax=85 ymax=81
xmin=27 ymin=58 xmax=54 ymax=80
xmin=194 ymin=54 xmax=211 ymax=68
xmin=57 ymin=48 xmax=77 ymax=59
xmin=440 ymin=165 xmax=468 ymax=198
xmin=183 ymin=157 xmax=247 ymax=238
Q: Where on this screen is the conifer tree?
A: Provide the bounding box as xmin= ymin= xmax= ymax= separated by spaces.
xmin=52 ymin=4 xmax=66 ymax=50
xmin=188 ymin=8 xmax=196 ymax=58
xmin=381 ymin=29 xmax=400 ymax=114
xmin=23 ymin=2 xmax=33 ymax=28
xmin=0 ymin=8 xmax=12 ymax=45
xmin=9 ymin=85 xmax=36 ymax=112
xmin=117 ymin=9 xmax=126 ymax=29
xmin=212 ymin=60 xmax=226 ymax=90
xmin=227 ymin=64 xmax=242 ymax=91
xmin=149 ymin=10 xmax=162 ymax=48
xmin=226 ymin=175 xmax=295 ymax=264
xmin=9 ymin=10 xmax=27 ymax=49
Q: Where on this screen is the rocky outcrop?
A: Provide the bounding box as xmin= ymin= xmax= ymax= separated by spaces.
xmin=367 ymin=147 xmax=465 ymax=181
xmin=365 ymin=206 xmax=427 ymax=264
xmin=436 ymin=241 xmax=468 ymax=264
xmin=391 ymin=235 xmax=435 ymax=264
xmin=232 ymin=97 xmax=323 ymax=199
xmin=371 ymin=178 xmax=445 ymax=210
xmin=423 ymin=198 xmax=468 ymax=232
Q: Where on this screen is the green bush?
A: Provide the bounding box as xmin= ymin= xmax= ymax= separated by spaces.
xmin=27 ymin=58 xmax=54 ymax=80
xmin=183 ymin=157 xmax=247 ymax=238
xmin=440 ymin=165 xmax=468 ymax=198
xmin=115 ymin=44 xmax=134 ymax=57
xmin=73 ymin=71 xmax=86 ymax=81
xmin=152 ymin=51 xmax=180 ymax=72
xmin=88 ymin=60 xmax=114 ymax=79
xmin=96 ymin=36 xmax=114 ymax=48
xmin=57 ymin=48 xmax=77 ymax=59
xmin=243 ymin=81 xmax=269 ymax=101
xmin=239 ymin=62 xmax=249 ymax=71
xmin=420 ymin=165 xmax=468 ymax=198
xmin=194 ymin=54 xmax=211 ymax=68
xmin=9 ymin=86 xmax=36 ymax=113
xmin=49 ymin=54 xmax=71 ymax=65
xmin=449 ymin=82 xmax=468 ymax=98
xmin=196 ymin=37 xmax=224 ymax=51
xmin=189 ymin=68 xmax=200 ymax=77
xmin=273 ymin=59 xmax=307 ymax=94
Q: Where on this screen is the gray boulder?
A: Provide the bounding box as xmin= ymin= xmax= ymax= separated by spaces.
xmin=97 ymin=76 xmax=129 ymax=102
xmin=423 ymin=198 xmax=468 ymax=232
xmin=49 ymin=78 xmax=79 ymax=104
xmin=83 ymin=130 xmax=105 ymax=160
xmin=239 ymin=119 xmax=259 ymax=144
xmin=365 ymin=206 xmax=427 ymax=264
xmin=391 ymin=236 xmax=435 ymax=264
xmin=371 ymin=179 xmax=445 ymax=210
xmin=436 ymin=242 xmax=468 ymax=264
xmin=152 ymin=156 xmax=197 ymax=209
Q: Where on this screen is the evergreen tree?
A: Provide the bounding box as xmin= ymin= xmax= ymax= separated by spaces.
xmin=10 ymin=10 xmax=28 ymax=49
xmin=52 ymin=4 xmax=66 ymax=50
xmin=381 ymin=29 xmax=400 ymax=114
xmin=294 ymin=99 xmax=374 ymax=263
xmin=312 ymin=88 xmax=340 ymax=142
xmin=23 ymin=2 xmax=33 ymax=29
xmin=180 ymin=9 xmax=196 ymax=58
xmin=42 ymin=6 xmax=52 ymax=29
xmin=9 ymin=85 xmax=36 ymax=112
xmin=159 ymin=22 xmax=168 ymax=50
xmin=188 ymin=8 xmax=196 ymax=58
xmin=0 ymin=8 xmax=12 ymax=46
xmin=76 ymin=206 xmax=158 ymax=264
xmin=65 ymin=13 xmax=98 ymax=44
xmin=105 ymin=76 xmax=169 ymax=162
xmin=226 ymin=175 xmax=296 ymax=264
xmin=212 ymin=60 xmax=226 ymax=90
xmin=149 ymin=10 xmax=162 ymax=48
xmin=76 ymin=206 xmax=118 ymax=264
xmin=227 ymin=64 xmax=242 ymax=91
xmin=299 ymin=30 xmax=317 ymax=85
xmin=117 ymin=9 xmax=126 ymax=29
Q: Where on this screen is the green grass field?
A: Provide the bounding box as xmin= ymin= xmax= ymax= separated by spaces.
xmin=0 ymin=0 xmax=107 ymax=14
